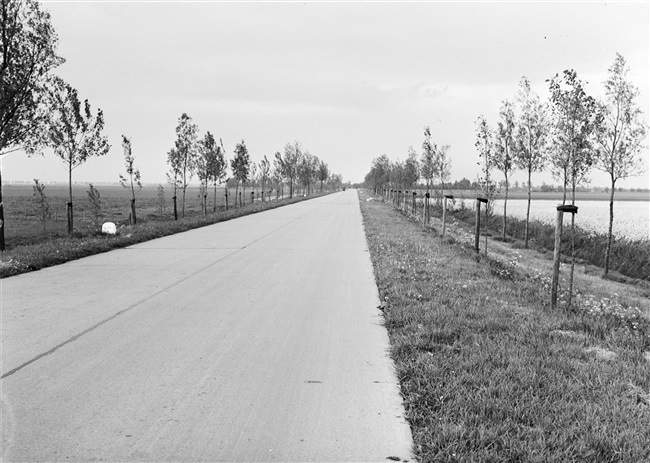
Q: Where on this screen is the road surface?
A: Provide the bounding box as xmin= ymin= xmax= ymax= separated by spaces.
xmin=1 ymin=190 xmax=413 ymax=462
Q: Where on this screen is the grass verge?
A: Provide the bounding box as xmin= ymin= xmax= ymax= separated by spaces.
xmin=360 ymin=192 xmax=650 ymax=462
xmin=445 ymin=206 xmax=649 ymax=282
xmin=0 ymin=194 xmax=325 ymax=278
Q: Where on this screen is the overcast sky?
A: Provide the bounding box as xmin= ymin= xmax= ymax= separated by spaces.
xmin=4 ymin=1 xmax=650 ymax=188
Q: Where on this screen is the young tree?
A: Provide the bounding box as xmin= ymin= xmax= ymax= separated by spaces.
xmin=156 ymin=184 xmax=166 ymax=217
xmin=119 ymin=135 xmax=142 ymax=224
xmin=32 ymin=178 xmax=49 ymax=235
xmin=594 ymin=53 xmax=648 ymax=276
xmin=197 ymin=131 xmax=221 ymax=214
xmin=283 ymin=141 xmax=303 ymax=198
xmin=86 ymin=183 xmax=102 ymax=227
xmin=513 ymin=76 xmax=549 ymax=248
xmin=317 ymin=159 xmax=329 ymax=192
xmin=166 ymin=148 xmax=182 ymax=220
xmin=272 ymin=151 xmax=284 ymax=200
xmin=547 ymin=69 xmax=600 ymax=305
xmin=211 ymin=140 xmax=227 ymax=212
xmin=434 ymin=144 xmax=451 ymax=203
xmin=421 ymin=126 xmax=436 ymax=195
xmin=475 ymin=115 xmax=497 ymax=217
xmin=404 ymin=147 xmax=420 ymax=191
xmin=0 ymin=0 xmax=64 ymax=249
xmin=494 ymin=99 xmax=516 ymax=239
xmin=259 ymin=155 xmax=271 ymax=202
xmin=171 ymin=113 xmax=198 ymax=217
xmin=47 ymin=77 xmax=110 ymax=233
xmin=231 ymin=140 xmax=250 ymax=207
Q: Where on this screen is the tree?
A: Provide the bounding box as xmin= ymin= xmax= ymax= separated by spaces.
xmin=434 ymin=144 xmax=451 ymax=203
xmin=594 ymin=54 xmax=648 ymax=276
xmin=513 ymin=76 xmax=549 ymax=248
xmin=494 ymin=99 xmax=516 ymax=240
xmin=259 ymin=155 xmax=271 ymax=201
xmin=32 ymin=178 xmax=49 ymax=235
xmin=283 ymin=141 xmax=303 ymax=198
xmin=0 ymin=0 xmax=64 ymax=249
xmin=272 ymin=151 xmax=284 ymax=200
xmin=197 ymin=131 xmax=223 ymax=214
xmin=47 ymin=77 xmax=110 ymax=234
xmin=298 ymin=151 xmax=318 ymax=195
xmin=211 ymin=139 xmax=227 ymax=212
xmin=171 ymin=113 xmax=198 ymax=217
xmin=317 ymin=159 xmax=329 ymax=192
xmin=119 ymin=135 xmax=141 ymax=224
xmin=166 ymin=147 xmax=182 ymax=220
xmin=475 ymin=115 xmax=497 ymax=217
xmin=404 ymin=147 xmax=420 ymax=191
xmin=231 ymin=140 xmax=250 ymax=207
xmin=547 ymin=69 xmax=600 ymax=306
xmin=421 ymin=126 xmax=436 ymax=195
xmin=86 ymin=183 xmax=102 ymax=227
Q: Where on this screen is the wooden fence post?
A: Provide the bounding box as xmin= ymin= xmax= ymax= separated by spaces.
xmin=475 ymin=197 xmax=487 ymax=253
xmin=424 ymin=192 xmax=430 ymax=224
xmin=412 ymin=191 xmax=417 ymax=215
xmin=551 ymin=205 xmax=578 ymax=309
xmin=442 ymin=194 xmax=454 ymax=236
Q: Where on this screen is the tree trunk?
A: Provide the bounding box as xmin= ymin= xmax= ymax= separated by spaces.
xmin=524 ymin=169 xmax=532 ymax=248
xmin=173 ymin=195 xmax=178 ymax=221
xmin=568 ymin=182 xmax=576 ymax=308
xmin=68 ymin=159 xmax=73 ymax=234
xmin=604 ymin=177 xmax=616 ymax=277
xmin=0 ymin=166 xmax=5 ymax=251
xmin=213 ymin=183 xmax=217 ymax=212
xmin=502 ymin=174 xmax=508 ymax=241
xmin=131 ymin=198 xmax=137 ymax=225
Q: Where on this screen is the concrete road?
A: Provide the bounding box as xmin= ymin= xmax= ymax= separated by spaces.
xmin=1 ymin=190 xmax=413 ymax=462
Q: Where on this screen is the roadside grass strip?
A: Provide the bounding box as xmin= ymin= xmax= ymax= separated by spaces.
xmin=0 ymin=194 xmax=326 ymax=278
xmin=359 ymin=193 xmax=650 ymax=462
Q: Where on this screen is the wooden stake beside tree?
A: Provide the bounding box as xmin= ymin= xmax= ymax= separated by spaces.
xmin=119 ymin=135 xmax=141 ymax=224
xmin=547 ymin=69 xmax=599 ymax=307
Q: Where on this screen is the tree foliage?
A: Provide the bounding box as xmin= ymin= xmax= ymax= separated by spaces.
xmin=0 ymin=0 xmax=64 ymax=155
xmin=231 ymin=140 xmax=250 ymax=206
xmin=494 ymin=99 xmax=516 ymax=238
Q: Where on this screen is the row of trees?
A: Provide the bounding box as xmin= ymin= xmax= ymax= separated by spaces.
xmin=164 ymin=115 xmax=340 ymax=220
xmin=0 ymin=0 xmax=343 ymax=249
xmin=475 ymin=54 xmax=646 ymax=286
xmin=364 ymin=125 xmax=452 ymax=202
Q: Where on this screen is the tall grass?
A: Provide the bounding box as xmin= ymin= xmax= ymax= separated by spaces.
xmin=360 ymin=192 xmax=650 ymax=462
xmin=442 ymin=206 xmax=649 ymax=281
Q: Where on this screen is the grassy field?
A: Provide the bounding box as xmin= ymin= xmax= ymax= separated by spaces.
xmin=2 ymin=182 xmax=290 ymax=248
xmin=359 ymin=191 xmax=650 ymax=462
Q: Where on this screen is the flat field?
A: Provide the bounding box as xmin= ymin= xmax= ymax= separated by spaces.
xmin=2 ymin=183 xmax=282 ymax=247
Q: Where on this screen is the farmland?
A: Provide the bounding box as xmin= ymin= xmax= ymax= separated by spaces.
xmin=2 ymin=182 xmax=289 ymax=248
